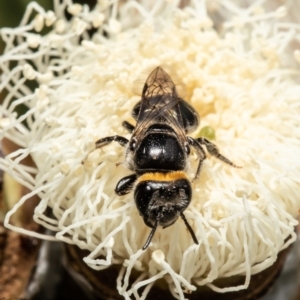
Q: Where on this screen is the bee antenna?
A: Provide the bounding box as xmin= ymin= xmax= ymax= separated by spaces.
xmin=180 ymin=212 xmax=199 ymax=245
xmin=142 ymin=219 xmax=159 ymax=250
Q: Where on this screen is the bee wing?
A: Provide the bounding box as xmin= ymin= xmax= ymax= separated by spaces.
xmin=133 ymin=67 xmax=187 ymax=142
xmin=131 ymin=65 xmax=186 ymax=98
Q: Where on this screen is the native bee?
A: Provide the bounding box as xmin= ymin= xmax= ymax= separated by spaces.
xmin=95 ymin=67 xmax=239 ymax=249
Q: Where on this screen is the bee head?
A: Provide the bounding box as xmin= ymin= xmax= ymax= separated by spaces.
xmin=134 ymin=172 xmax=198 ymax=249
xmin=134 ymin=173 xmax=192 ymax=228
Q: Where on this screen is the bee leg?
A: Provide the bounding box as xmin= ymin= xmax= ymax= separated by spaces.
xmin=196 ymin=137 xmax=241 ymax=168
xmin=95 ymin=135 xmax=128 ymax=148
xmin=115 ymin=174 xmax=137 ymax=196
xmin=82 ymin=136 xmax=128 ymax=164
xmin=188 ymin=137 xmax=206 ymax=181
xmin=122 ymin=121 xmax=135 ymax=133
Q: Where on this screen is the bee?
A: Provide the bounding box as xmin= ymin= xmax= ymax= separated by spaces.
xmin=95 ymin=67 xmax=239 ymax=250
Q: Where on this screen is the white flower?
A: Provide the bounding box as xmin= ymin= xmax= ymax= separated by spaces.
xmin=0 ymin=0 xmax=300 ymax=299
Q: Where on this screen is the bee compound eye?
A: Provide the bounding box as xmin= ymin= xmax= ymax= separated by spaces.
xmin=176 ymin=179 xmax=192 ymax=203
xmin=134 ymin=183 xmax=153 ymax=216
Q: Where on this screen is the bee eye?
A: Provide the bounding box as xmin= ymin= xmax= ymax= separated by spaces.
xmin=134 ymin=183 xmax=153 ymax=215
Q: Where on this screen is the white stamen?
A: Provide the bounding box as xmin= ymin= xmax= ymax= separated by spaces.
xmin=45 ymin=10 xmax=56 ymax=26
xmin=67 ymin=4 xmax=83 ymax=16
xmin=33 ymin=14 xmax=44 ymax=32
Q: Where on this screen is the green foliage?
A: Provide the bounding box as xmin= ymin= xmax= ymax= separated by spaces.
xmin=0 ymin=0 xmax=53 ymax=29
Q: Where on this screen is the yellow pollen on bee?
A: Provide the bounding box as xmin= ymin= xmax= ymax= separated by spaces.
xmin=138 ymin=171 xmax=188 ymax=182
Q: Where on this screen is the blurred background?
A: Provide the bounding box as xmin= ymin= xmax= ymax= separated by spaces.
xmin=0 ymin=0 xmax=53 ymax=52
xmin=0 ymin=0 xmax=99 ymax=53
